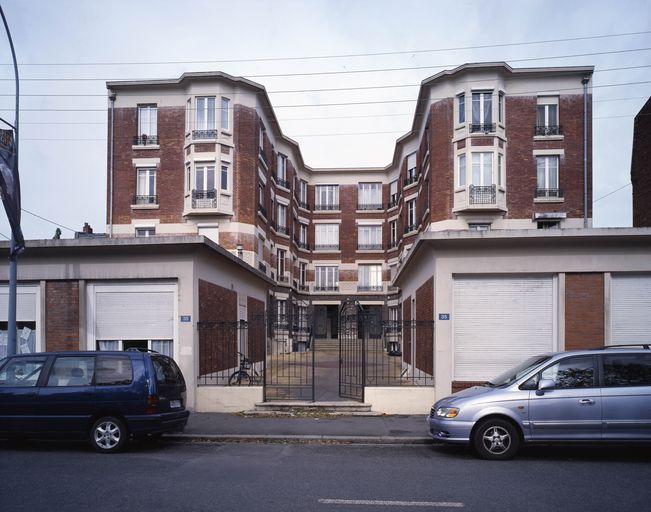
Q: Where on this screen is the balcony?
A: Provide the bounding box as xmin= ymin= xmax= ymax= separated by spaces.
xmin=192 ymin=129 xmax=218 ymax=140
xmin=275 ymin=176 xmax=290 ymax=189
xmin=258 ymin=203 xmax=267 ymax=218
xmin=192 ymin=189 xmax=217 ymax=208
xmin=470 ymin=123 xmax=496 ymax=134
xmin=297 ymin=199 xmax=310 ymax=210
xmin=258 ymin=147 xmax=268 ymax=166
xmin=295 ymin=240 xmax=310 ymax=251
xmin=274 ymin=224 xmax=288 ymax=235
xmin=357 ymin=285 xmax=384 ymax=293
xmin=535 ymin=125 xmax=563 ymax=136
xmin=469 ymin=184 xmax=496 ymax=205
xmin=404 ymin=175 xmax=418 ymax=187
xmin=404 ymin=224 xmax=417 ymax=234
xmin=133 ymin=134 xmax=158 ymax=146
xmin=297 ymin=283 xmax=309 ymax=292
xmin=388 ymin=240 xmax=399 ymax=249
xmin=357 ymin=203 xmax=383 ymax=211
xmin=388 ymin=195 xmax=399 ymax=209
xmin=314 ymin=285 xmax=339 ymax=292
xmin=315 ymin=203 xmax=339 ymax=211
xmin=358 ymin=243 xmax=383 ymax=251
xmin=133 ymin=194 xmax=158 ymax=205
xmin=314 ymin=243 xmax=340 ymax=251
xmin=536 ymin=188 xmax=563 ymax=199
xmin=277 ymin=274 xmax=290 ymax=285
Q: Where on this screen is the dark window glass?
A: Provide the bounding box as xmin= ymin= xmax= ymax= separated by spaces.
xmin=96 ymin=356 xmax=133 ymax=385
xmin=603 ymin=354 xmax=651 ymax=387
xmin=152 ymin=355 xmax=184 ymax=385
xmin=541 ymin=356 xmax=595 ymax=389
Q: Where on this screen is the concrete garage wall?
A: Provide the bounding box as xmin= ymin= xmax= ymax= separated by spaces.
xmin=366 ymin=387 xmax=436 ymax=415
xmin=196 ymin=386 xmax=263 ymax=413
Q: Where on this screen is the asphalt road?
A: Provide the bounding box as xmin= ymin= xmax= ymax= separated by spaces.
xmin=1 ymin=439 xmax=650 ymax=511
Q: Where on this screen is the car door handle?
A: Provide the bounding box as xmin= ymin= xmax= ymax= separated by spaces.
xmin=578 ymin=399 xmax=595 ymax=405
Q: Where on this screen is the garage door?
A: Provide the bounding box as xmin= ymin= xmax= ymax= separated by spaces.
xmin=453 ymin=276 xmax=556 ymax=381
xmin=610 ymin=274 xmax=651 ymax=343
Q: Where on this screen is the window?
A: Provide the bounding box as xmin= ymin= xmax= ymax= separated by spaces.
xmin=258 ymin=181 xmax=265 ymax=207
xmin=498 ymin=92 xmax=505 ymax=124
xmin=540 ymin=356 xmax=595 ymax=389
xmin=195 ymin=97 xmax=216 ymax=133
xmin=0 ymin=357 xmax=46 ymax=387
xmin=458 ymin=93 xmax=465 ymax=124
xmin=458 ymin=154 xmax=467 ymax=187
xmin=358 ymin=224 xmax=382 ymax=250
xmin=276 ymin=154 xmax=288 ymax=187
xmin=258 ymin=124 xmax=265 ymax=156
xmin=95 ymin=355 xmax=134 ymax=385
xmin=536 ymin=156 xmax=559 ymax=197
xmin=406 ymin=199 xmax=417 ymax=232
xmin=135 ymin=227 xmax=155 ymax=237
xmin=315 ymin=185 xmax=339 ymax=210
xmin=536 ymin=96 xmax=560 ymax=135
xmin=471 ymin=91 xmax=494 ymax=132
xmin=315 ymin=265 xmax=339 ymax=291
xmin=299 ymin=262 xmax=307 ymax=286
xmin=469 ymin=223 xmax=491 ymax=231
xmin=47 ymin=356 xmax=94 ymax=387
xmin=220 ymin=162 xmax=229 ymax=191
xmin=537 ymin=221 xmax=560 ymax=229
xmin=406 ymin=152 xmax=417 ymax=184
xmin=390 ymin=220 xmax=398 ymax=247
xmin=471 ymin=153 xmax=493 ymax=186
xmin=603 ymin=354 xmax=651 ymax=387
xmin=276 ymin=204 xmax=287 ymax=234
xmin=389 ymin=180 xmax=398 ymax=207
xmin=315 ymin=223 xmax=339 ymax=250
xmin=358 ymin=264 xmax=383 ymax=291
xmin=186 ymin=165 xmax=191 ymax=192
xmin=220 ymin=97 xmax=230 ymax=131
xmin=298 ymin=180 xmax=308 ymax=207
xmin=136 ymin=167 xmax=156 ymax=204
xmin=97 ymin=339 xmax=173 ymax=357
xmin=358 ymin=182 xmax=382 ymax=209
xmin=497 ymin=154 xmax=503 ymax=187
xmin=277 ymin=248 xmax=286 ymax=277
xmin=137 ymin=104 xmax=157 ymax=144
xmin=195 ymin=164 xmax=216 ymax=191
xmin=185 ymin=99 xmax=191 ymax=133
xmin=276 ymin=299 xmax=287 ymax=320
xmin=298 ymin=223 xmax=308 ymax=248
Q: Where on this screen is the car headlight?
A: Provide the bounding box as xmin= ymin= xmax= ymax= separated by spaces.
xmin=435 ymin=407 xmax=460 ymax=418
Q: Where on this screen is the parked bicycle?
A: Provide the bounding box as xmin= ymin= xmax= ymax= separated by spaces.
xmin=228 ymin=351 xmax=263 ymax=386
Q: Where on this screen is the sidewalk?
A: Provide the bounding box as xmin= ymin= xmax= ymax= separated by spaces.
xmin=165 ymin=412 xmax=432 ymax=445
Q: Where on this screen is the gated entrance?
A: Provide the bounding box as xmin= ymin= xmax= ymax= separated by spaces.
xmin=339 ymin=300 xmax=365 ymax=401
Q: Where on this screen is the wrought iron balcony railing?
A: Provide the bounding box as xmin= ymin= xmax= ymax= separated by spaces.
xmin=535 ymin=125 xmax=563 ymax=136
xmin=536 ymin=188 xmax=562 ymax=198
xmin=404 ymin=175 xmax=418 ymax=187
xmin=404 ymin=224 xmax=417 ymax=234
xmin=258 ymin=204 xmax=268 ymax=218
xmin=133 ymin=194 xmax=158 ymax=205
xmin=258 ymin=147 xmax=267 ymax=165
xmin=314 ymin=243 xmax=340 ymax=251
xmin=470 ymin=123 xmax=496 ymax=133
xmin=357 ymin=285 xmax=384 ymax=292
xmin=314 ymin=285 xmax=339 ymax=292
xmin=275 ymin=176 xmax=290 ymax=189
xmin=388 ymin=195 xmax=399 ymax=209
xmin=192 ymin=189 xmax=217 ymax=208
xmin=357 ymin=203 xmax=383 ymax=211
xmin=469 ymin=184 xmax=496 ymax=205
xmin=133 ymin=134 xmax=158 ymax=146
xmin=192 ymin=129 xmax=218 ymax=140
xmin=274 ymin=224 xmax=288 ymax=235
xmin=297 ymin=283 xmax=309 ymax=292
xmin=358 ymin=243 xmax=383 ymax=251
xmin=297 ymin=199 xmax=310 ymax=210
xmin=295 ymin=240 xmax=310 ymax=250
xmin=314 ymin=203 xmax=340 ymax=211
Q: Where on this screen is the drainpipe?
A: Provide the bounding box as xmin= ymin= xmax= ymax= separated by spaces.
xmin=108 ymin=91 xmax=116 ymax=237
xmin=582 ymin=76 xmax=590 ymax=228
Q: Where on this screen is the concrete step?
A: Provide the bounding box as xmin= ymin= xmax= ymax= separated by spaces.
xmin=248 ymin=401 xmax=380 ymax=416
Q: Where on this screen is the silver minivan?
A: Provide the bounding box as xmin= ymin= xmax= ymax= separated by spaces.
xmin=427 ymin=345 xmax=651 ymax=459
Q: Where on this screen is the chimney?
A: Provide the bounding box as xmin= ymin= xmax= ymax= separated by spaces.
xmin=82 ymin=222 xmax=93 ymax=234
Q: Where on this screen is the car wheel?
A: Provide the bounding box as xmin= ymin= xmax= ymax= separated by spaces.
xmin=90 ymin=416 xmax=128 ymax=453
xmin=472 ymin=418 xmax=520 ymax=460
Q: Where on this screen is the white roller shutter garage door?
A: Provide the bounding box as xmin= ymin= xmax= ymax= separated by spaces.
xmin=610 ymin=274 xmax=651 ymax=344
xmin=453 ymin=276 xmax=556 ymax=381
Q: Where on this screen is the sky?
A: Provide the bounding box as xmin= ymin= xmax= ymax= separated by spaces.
xmin=0 ymin=0 xmax=649 ymax=240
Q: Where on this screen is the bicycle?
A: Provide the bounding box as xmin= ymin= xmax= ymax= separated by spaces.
xmin=228 ymin=352 xmax=263 ymax=386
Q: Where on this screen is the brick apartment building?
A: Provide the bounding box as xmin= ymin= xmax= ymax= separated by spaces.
xmin=106 ymin=62 xmax=594 ymax=341
xmin=631 ymin=96 xmax=651 ymax=227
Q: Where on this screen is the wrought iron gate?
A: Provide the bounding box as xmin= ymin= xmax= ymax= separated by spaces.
xmin=339 ymin=300 xmax=365 ymax=401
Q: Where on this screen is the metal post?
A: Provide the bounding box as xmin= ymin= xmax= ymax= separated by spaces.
xmin=1 ymin=6 xmax=20 ymax=355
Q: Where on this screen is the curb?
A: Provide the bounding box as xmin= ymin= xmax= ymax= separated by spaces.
xmin=164 ymin=433 xmax=432 ymax=445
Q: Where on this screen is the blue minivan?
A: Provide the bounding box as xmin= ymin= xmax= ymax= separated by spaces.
xmin=0 ymin=350 xmax=189 ymax=453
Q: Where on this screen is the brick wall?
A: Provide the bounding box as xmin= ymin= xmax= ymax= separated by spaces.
xmin=565 ymin=273 xmax=604 ymax=349
xmin=234 ymin=105 xmax=258 ymax=225
xmin=402 ymin=297 xmax=411 ymax=364
xmin=45 ymin=281 xmax=79 ymax=351
xmin=415 ymin=277 xmax=434 ymax=375
xmin=632 ymin=98 xmax=651 ymax=227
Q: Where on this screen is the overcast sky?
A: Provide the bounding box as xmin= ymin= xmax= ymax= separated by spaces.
xmin=0 ymin=0 xmax=649 ymax=240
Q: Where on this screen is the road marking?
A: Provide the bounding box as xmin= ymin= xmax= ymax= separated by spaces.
xmin=318 ymin=499 xmax=464 ymax=508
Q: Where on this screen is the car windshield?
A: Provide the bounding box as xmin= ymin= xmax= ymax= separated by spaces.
xmin=487 ymin=355 xmax=552 ymax=387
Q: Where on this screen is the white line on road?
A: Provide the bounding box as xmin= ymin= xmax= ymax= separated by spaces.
xmin=318 ymin=499 xmax=464 ymax=508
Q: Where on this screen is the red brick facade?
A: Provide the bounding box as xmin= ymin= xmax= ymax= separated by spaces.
xmin=632 ymin=97 xmax=651 ymax=227
xmin=45 ymin=281 xmax=80 ymax=351
xmin=565 ymin=273 xmax=604 ymax=349
xmin=415 ymin=278 xmax=434 ymax=375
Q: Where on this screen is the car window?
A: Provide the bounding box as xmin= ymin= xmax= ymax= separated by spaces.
xmin=541 ymin=355 xmax=595 ymax=389
xmin=603 ymin=353 xmax=651 ymax=387
xmin=0 ymin=357 xmax=47 ymax=387
xmin=489 ymin=355 xmax=551 ymax=387
xmin=152 ymin=355 xmax=183 ymax=386
xmin=95 ymin=355 xmax=133 ymax=385
xmin=46 ymin=357 xmax=95 ymax=387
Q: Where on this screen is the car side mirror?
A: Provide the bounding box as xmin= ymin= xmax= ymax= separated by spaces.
xmin=536 ymin=378 xmax=555 ymax=396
